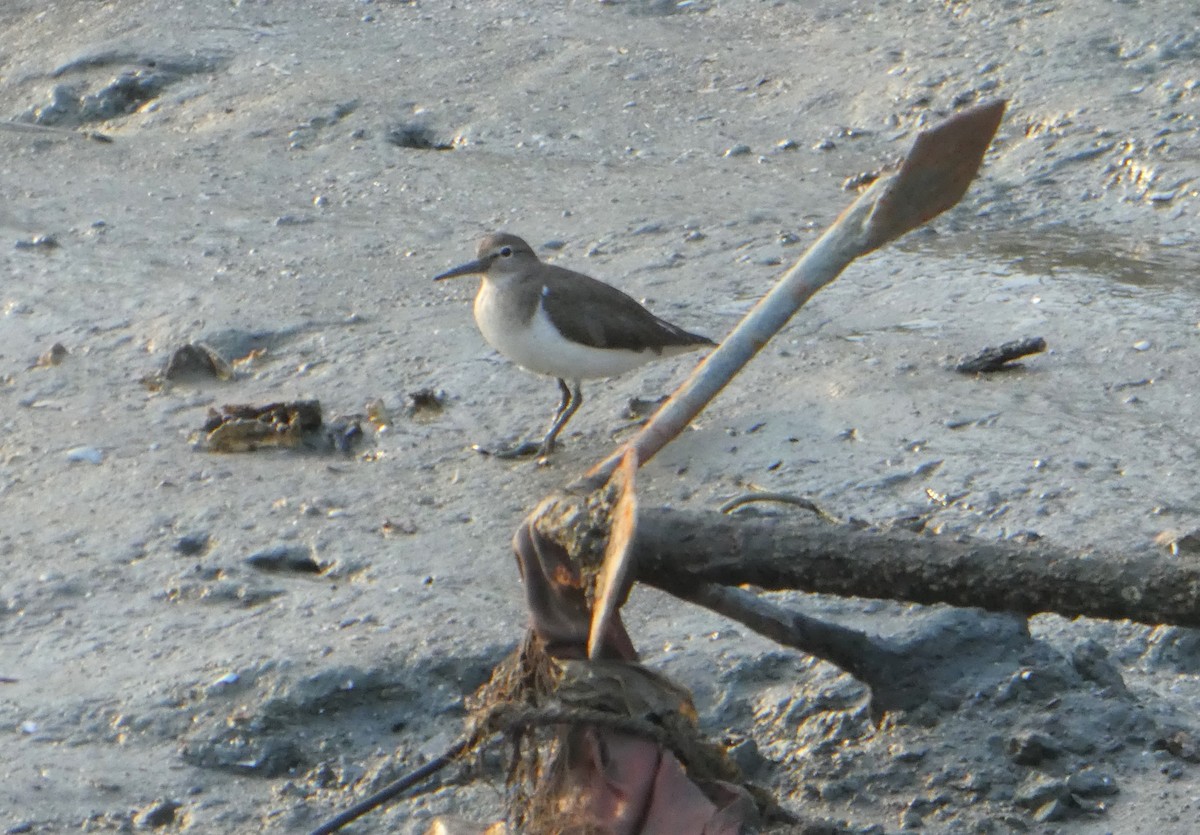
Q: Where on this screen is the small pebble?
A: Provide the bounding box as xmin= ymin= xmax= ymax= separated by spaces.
xmin=1067 ymin=768 xmax=1119 ymax=797
xmin=36 ymin=343 xmax=68 ymax=367
xmin=1132 ymin=339 xmax=1151 ymax=351
xmin=66 ymin=446 xmax=104 ymax=465
xmin=1008 ymin=730 xmax=1061 ymax=765
xmin=723 ymin=143 xmax=752 ymax=157
xmin=174 ymin=533 xmax=210 ymax=556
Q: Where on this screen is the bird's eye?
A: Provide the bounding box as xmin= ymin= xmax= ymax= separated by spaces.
xmin=499 ymin=246 xmax=513 ymax=257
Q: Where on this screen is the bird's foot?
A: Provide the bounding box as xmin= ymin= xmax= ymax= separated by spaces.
xmin=472 ymin=439 xmax=549 ymax=459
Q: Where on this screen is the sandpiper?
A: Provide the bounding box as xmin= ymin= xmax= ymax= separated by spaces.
xmin=435 ymin=232 xmax=715 ymax=457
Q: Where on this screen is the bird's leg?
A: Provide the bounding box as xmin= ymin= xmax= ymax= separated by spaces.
xmin=488 ymin=379 xmax=578 ymax=459
xmin=539 ymin=379 xmax=582 ymax=456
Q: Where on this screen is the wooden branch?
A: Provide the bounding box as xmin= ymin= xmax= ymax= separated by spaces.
xmin=955 ymin=336 xmax=1047 ymax=373
xmin=671 ymin=582 xmax=885 ymax=681
xmin=673 ymin=583 xmax=966 ymax=717
xmin=633 ymin=508 xmax=1200 ymax=629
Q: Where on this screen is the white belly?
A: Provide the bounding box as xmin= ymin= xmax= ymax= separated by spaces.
xmin=474 ymin=284 xmax=662 ymax=380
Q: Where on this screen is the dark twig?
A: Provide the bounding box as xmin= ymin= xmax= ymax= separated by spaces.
xmin=307 ymin=737 xmax=471 ymax=835
xmin=674 ymin=582 xmax=884 ymax=683
xmin=955 ymin=336 xmax=1047 ymax=373
xmin=719 ymin=491 xmax=839 ymax=523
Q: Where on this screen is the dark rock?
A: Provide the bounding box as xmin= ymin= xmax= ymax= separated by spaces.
xmin=386 ymin=122 xmax=454 ymax=150
xmin=36 ymin=342 xmax=69 ymax=366
xmin=163 ymin=343 xmax=232 ymax=382
xmin=1007 ymin=730 xmax=1061 ymax=765
xmin=1013 ymin=773 xmax=1069 ymax=809
xmin=1067 ymin=767 xmax=1119 ymax=797
xmin=245 ymin=544 xmax=324 ymax=575
xmin=135 ymin=800 xmax=181 ymax=828
xmin=174 ymin=532 xmax=210 ymax=556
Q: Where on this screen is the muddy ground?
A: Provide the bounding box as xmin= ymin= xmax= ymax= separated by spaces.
xmin=2 ymin=1 xmax=1199 ymax=832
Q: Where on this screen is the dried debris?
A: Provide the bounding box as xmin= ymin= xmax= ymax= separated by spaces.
xmin=405 ymin=388 xmax=447 ymax=420
xmin=194 ymin=401 xmax=362 ymax=455
xmin=955 ymin=336 xmax=1047 ymax=374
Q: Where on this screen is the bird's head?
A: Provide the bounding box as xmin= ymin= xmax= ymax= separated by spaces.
xmin=433 ymin=232 xmax=537 ymax=280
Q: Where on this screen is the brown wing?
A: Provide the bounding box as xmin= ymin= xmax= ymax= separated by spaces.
xmin=538 ymin=265 xmax=714 ymax=353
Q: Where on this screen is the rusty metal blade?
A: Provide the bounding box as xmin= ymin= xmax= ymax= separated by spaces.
xmin=587 ymin=448 xmax=639 ymax=660
xmin=864 ymin=99 xmax=1007 ymax=251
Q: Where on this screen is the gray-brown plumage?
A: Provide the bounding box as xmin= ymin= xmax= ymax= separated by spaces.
xmin=435 ymin=232 xmax=715 ymax=456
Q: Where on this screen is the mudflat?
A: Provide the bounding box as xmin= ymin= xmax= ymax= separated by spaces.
xmin=2 ymin=1 xmax=1198 ymax=832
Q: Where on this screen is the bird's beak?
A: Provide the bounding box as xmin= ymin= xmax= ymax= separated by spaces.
xmin=433 ymin=258 xmax=487 ymax=281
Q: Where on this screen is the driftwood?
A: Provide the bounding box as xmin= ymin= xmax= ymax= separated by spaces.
xmin=634 ymin=508 xmax=1200 ymax=629
xmin=621 ymin=506 xmax=1194 ymax=716
xmin=955 ymin=336 xmax=1048 ymax=373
